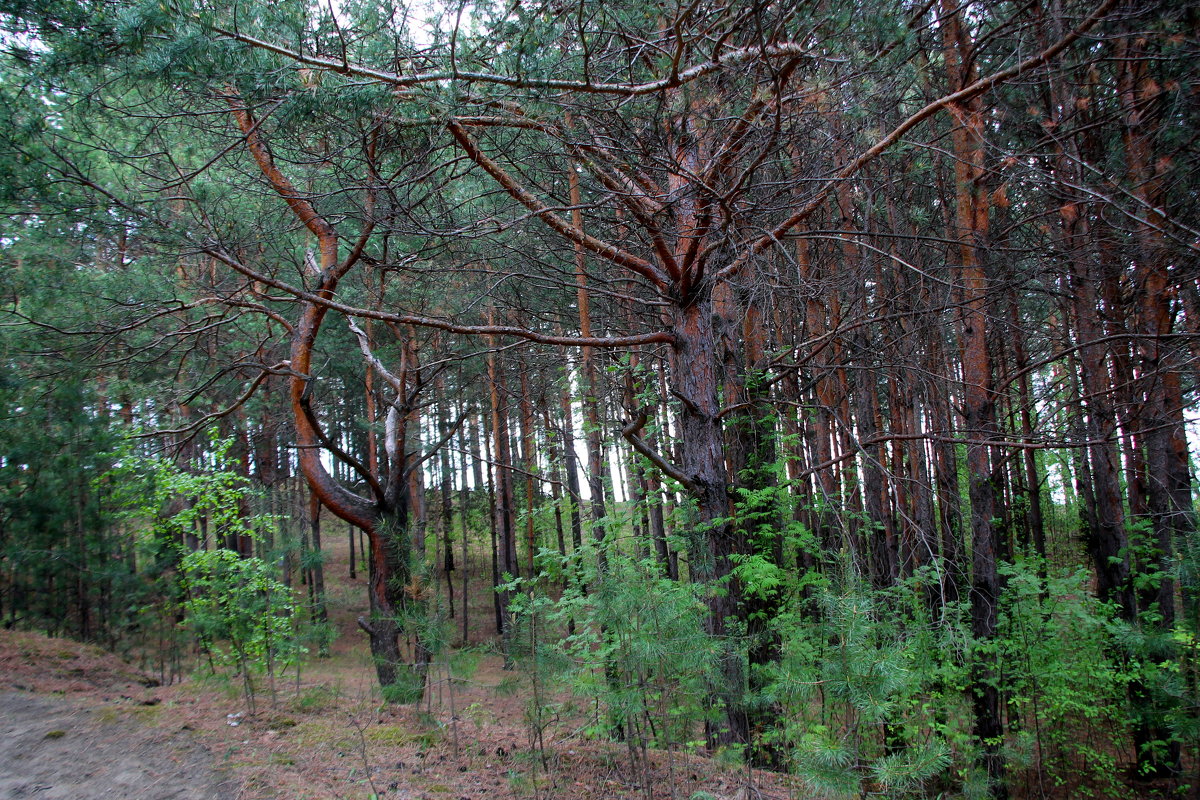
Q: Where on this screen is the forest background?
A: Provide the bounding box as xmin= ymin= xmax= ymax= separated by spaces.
xmin=0 ymin=0 xmax=1198 ymax=798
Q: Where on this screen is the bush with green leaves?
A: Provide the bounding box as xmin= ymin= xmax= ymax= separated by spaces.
xmin=106 ymin=433 xmax=277 ymax=560
xmin=994 ymin=557 xmax=1130 ymax=797
xmin=510 ymin=546 xmax=716 ymax=761
xmin=1169 ymin=535 xmax=1200 ymax=782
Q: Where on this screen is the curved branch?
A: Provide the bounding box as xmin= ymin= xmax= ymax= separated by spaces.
xmin=224 ymin=90 xmax=337 ymax=251
xmin=298 ymin=393 xmax=387 ymax=505
xmin=347 ymin=317 xmax=405 ymax=395
xmin=224 ymin=88 xmax=377 ymax=529
xmin=447 ymin=119 xmax=672 ymax=291
xmin=132 ymin=364 xmax=282 ymax=439
xmin=622 ymin=410 xmax=697 ymax=494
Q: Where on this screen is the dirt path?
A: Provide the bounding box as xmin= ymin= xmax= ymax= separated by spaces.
xmin=0 ymin=691 xmax=235 ymax=800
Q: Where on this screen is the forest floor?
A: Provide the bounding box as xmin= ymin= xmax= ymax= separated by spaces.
xmin=0 ymin=534 xmax=798 ymax=800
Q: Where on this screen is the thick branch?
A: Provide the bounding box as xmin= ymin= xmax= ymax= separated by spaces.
xmin=298 ymin=393 xmax=387 ymax=504
xmin=132 ymin=364 xmax=282 ymax=439
xmin=224 ymin=91 xmax=337 ymax=254
xmin=203 ymin=244 xmax=676 ymax=347
xmin=347 ymin=317 xmax=405 ymax=396
xmin=224 ymin=90 xmax=378 ymax=529
xmin=622 ymin=411 xmax=697 ymax=494
xmin=448 ymin=120 xmax=671 ymax=291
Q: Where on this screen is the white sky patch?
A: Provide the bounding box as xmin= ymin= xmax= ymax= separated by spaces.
xmin=324 ymin=0 xmax=477 ymax=49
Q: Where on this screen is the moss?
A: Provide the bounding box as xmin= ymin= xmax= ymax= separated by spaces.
xmin=129 ymin=705 xmax=162 ymax=723
xmin=94 ymin=707 xmax=120 ymax=724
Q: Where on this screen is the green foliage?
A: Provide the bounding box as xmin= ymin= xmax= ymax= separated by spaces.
xmin=763 ymin=574 xmax=965 ymax=799
xmin=0 ymin=338 xmax=144 ymax=644
xmin=995 ymin=557 xmax=1129 ymax=796
xmin=380 ymin=672 xmax=427 ymax=705
xmin=106 ymin=432 xmax=278 ymax=559
xmin=105 ymin=432 xmax=303 ymax=710
xmin=180 ymin=547 xmax=303 ymax=711
xmin=510 ymin=547 xmax=715 ymax=753
xmin=494 ymin=474 xmax=1183 ymax=799
xmin=290 ymin=684 xmax=341 ymax=713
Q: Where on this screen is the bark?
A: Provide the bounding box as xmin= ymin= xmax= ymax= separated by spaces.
xmin=1116 ymin=31 xmax=1184 ymax=777
xmin=797 ymin=233 xmax=841 ymax=560
xmin=540 ymin=397 xmax=568 ymax=559
xmin=480 ymin=402 xmax=502 ymax=636
xmin=517 ymin=351 xmax=538 ymax=576
xmin=437 ymin=370 xmax=455 ymax=619
xmin=569 ymin=164 xmax=609 ymax=551
xmin=558 ymin=361 xmax=586 ymax=556
xmin=457 ymin=402 xmax=475 ymax=644
xmin=1118 ymin=33 xmax=1179 ymax=628
xmin=308 ymin=492 xmax=328 ymax=630
xmin=853 ymin=341 xmax=896 ymax=591
xmin=228 ymin=92 xmax=427 ymax=699
xmin=1068 ymin=229 xmax=1134 ymax=618
xmin=1006 ymin=293 xmax=1046 ymax=560
xmin=927 ymin=330 xmax=963 ymax=603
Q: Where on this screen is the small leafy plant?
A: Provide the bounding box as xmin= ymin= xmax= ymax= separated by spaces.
xmin=181 ymin=547 xmax=302 ymax=712
xmin=105 ymin=431 xmax=304 ymax=711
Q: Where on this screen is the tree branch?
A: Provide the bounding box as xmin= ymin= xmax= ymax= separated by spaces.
xmin=447 ymin=119 xmax=672 ymax=291
xmin=202 ymin=245 xmax=676 ymax=347
xmin=622 ymin=410 xmax=697 ymax=494
xmin=208 ymin=26 xmax=812 ymax=97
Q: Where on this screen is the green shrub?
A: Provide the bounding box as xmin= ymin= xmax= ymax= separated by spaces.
xmin=181 ymin=548 xmax=303 ymax=712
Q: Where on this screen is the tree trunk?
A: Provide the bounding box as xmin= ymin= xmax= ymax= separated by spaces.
xmin=486 ymin=323 xmax=519 ymax=663
xmin=308 ymin=492 xmax=328 ymax=632
xmin=941 ymin=2 xmax=1005 ymax=790
xmin=569 ymin=166 xmax=609 ymax=549
xmin=518 ymin=352 xmax=538 ymax=576
xmin=671 ymin=286 xmax=748 ymax=749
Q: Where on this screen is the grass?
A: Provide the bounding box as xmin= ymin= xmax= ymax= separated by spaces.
xmin=364 ymin=724 xmax=443 ymax=748
xmin=289 ymin=684 xmax=342 ymax=713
